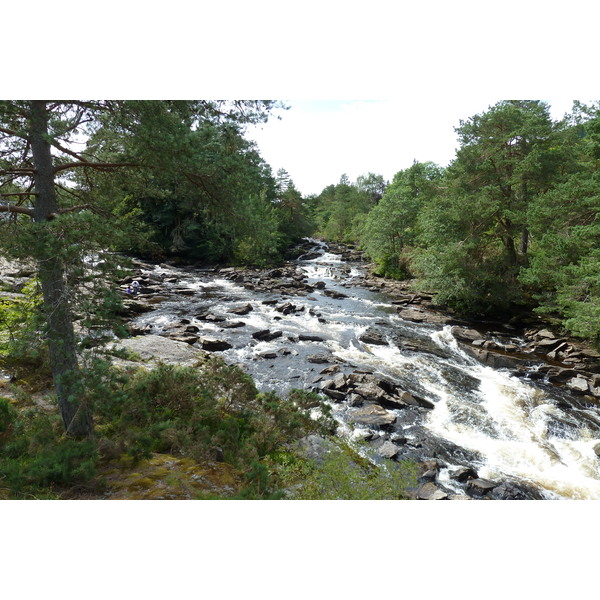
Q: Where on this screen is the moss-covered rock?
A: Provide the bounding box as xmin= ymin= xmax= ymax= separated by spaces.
xmin=99 ymin=453 xmax=243 ymax=499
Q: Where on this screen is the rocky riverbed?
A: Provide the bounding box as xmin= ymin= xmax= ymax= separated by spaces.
xmin=112 ymin=239 xmax=600 ymax=499
xmin=3 ymin=241 xmax=600 ymax=499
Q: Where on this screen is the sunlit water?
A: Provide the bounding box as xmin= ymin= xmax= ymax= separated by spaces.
xmin=130 ymin=242 xmax=600 ymax=499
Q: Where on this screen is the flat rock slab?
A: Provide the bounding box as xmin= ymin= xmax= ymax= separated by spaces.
xmin=108 ymin=334 xmax=206 ymax=368
xmin=350 ymin=404 xmax=397 ymax=427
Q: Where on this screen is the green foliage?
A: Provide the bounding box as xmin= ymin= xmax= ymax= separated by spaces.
xmin=0 ymin=403 xmax=98 ymax=498
xmin=360 ymin=161 xmax=443 ymax=279
xmin=231 ymin=191 xmax=283 ymax=266
xmin=0 ymin=279 xmax=49 ymax=373
xmin=88 ymin=359 xmax=333 ymax=475
xmin=273 ymin=440 xmax=418 ymax=500
xmin=314 ymin=174 xmax=384 ymax=241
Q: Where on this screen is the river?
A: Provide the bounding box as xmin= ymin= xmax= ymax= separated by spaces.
xmin=129 ymin=240 xmax=600 ymax=499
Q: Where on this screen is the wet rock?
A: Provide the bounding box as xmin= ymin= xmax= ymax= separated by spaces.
xmin=466 ymin=478 xmax=497 ymax=497
xmin=276 ymin=302 xmax=302 ymax=315
xmin=229 ymin=303 xmax=253 ymax=315
xmin=490 ymin=481 xmax=546 ymax=500
xmin=377 ymin=441 xmax=400 ymax=459
xmin=220 ymin=321 xmax=246 ymax=329
xmin=390 ymin=432 xmax=408 ymax=445
xmin=196 ymin=312 xmax=226 ymax=323
xmin=252 ymin=329 xmax=283 ymax=342
xmin=532 ymin=337 xmax=568 ymax=353
xmin=308 ymin=353 xmax=333 ymax=364
xmin=350 ymin=404 xmax=397 ymax=427
xmin=417 ymin=482 xmax=448 ymax=500
xmin=450 ymin=466 xmax=478 ymax=482
xmin=347 ymin=393 xmax=363 ymax=407
xmin=322 ymin=289 xmax=348 ymax=299
xmin=593 ymin=443 xmax=600 ymax=458
xmin=128 ymin=323 xmax=152 ymax=336
xmin=461 ymin=345 xmax=529 ymax=371
xmin=321 ymin=388 xmax=346 ymax=401
xmin=299 ymin=334 xmax=325 ymax=342
xmin=397 ymin=307 xmax=426 ymax=323
xmin=567 ymin=377 xmax=591 ymax=394
xmin=418 ymin=460 xmax=440 ymax=481
xmin=165 ymin=333 xmax=199 ymax=345
xmin=200 ymin=337 xmax=233 ymax=352
xmin=451 ymin=327 xmax=482 ymax=342
xmin=359 ymin=329 xmax=388 ymax=346
xmin=353 ymin=382 xmax=388 ymax=403
xmin=394 ymin=391 xmax=435 ymax=410
xmin=545 ymin=367 xmax=580 ymax=383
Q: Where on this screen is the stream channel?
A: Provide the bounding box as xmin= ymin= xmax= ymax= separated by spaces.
xmin=128 ymin=240 xmax=600 ymax=500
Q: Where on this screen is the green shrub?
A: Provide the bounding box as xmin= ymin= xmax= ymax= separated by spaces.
xmin=0 ymin=405 xmax=98 ymax=498
xmin=274 ymin=441 xmax=418 ymax=500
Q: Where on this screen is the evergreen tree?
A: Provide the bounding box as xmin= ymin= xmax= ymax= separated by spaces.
xmin=0 ymin=100 xmax=279 ymax=436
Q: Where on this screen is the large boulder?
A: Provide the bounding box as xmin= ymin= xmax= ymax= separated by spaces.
xmin=107 ymin=335 xmax=206 ymax=368
xmin=252 ymin=329 xmax=283 ymax=342
xmin=359 ymin=329 xmax=388 ymax=346
xmin=200 ymin=338 xmax=233 ymax=352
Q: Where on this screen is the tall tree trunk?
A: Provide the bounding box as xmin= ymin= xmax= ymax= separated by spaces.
xmin=29 ymin=101 xmax=93 ymax=437
xmin=519 ymin=226 xmax=530 ymax=266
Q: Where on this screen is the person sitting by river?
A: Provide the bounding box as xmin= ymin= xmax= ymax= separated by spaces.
xmin=132 ymin=280 xmax=140 ymax=295
xmin=125 ymin=285 xmax=133 ymax=295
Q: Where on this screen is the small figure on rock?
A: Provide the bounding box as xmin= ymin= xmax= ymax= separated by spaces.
xmin=132 ymin=280 xmax=140 ymax=295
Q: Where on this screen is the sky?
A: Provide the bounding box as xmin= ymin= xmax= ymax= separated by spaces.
xmin=246 ymin=99 xmax=578 ymax=196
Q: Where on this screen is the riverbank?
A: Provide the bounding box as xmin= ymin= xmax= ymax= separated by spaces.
xmin=3 ymin=240 xmax=600 ymax=499
xmin=113 ymin=239 xmax=600 ymax=498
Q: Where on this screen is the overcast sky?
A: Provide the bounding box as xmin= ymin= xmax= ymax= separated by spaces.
xmin=246 ymin=99 xmax=577 ymax=196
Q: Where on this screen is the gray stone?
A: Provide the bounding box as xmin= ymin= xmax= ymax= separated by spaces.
xmin=377 ymin=441 xmax=400 ymax=459
xmin=252 ymin=329 xmax=283 ymax=341
xmin=294 ymin=435 xmax=333 ymax=465
xmin=353 ymin=382 xmax=387 ymax=402
xmin=107 ymin=335 xmax=205 ymax=368
xmin=308 ymin=353 xmax=333 ymax=364
xmin=450 ymin=466 xmax=478 ymax=482
xmin=567 ymin=377 xmax=590 ymax=393
xmin=451 ymin=327 xmax=482 ymax=342
xmin=466 ymin=478 xmax=497 ymax=496
xmin=299 ymin=334 xmax=325 ymax=342
xmin=200 ymin=337 xmax=233 ymax=352
xmin=350 ymin=404 xmax=397 ymax=427
xmin=359 ymin=330 xmax=388 ymax=346
xmin=417 ymin=482 xmax=448 ymax=500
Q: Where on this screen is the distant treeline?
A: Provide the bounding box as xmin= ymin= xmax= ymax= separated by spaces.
xmin=307 ymin=101 xmax=600 ymax=343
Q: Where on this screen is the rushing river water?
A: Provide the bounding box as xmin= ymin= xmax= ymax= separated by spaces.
xmin=130 ymin=240 xmax=600 ymax=499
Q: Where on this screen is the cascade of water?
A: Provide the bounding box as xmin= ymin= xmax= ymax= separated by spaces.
xmin=129 ymin=242 xmax=600 ymax=498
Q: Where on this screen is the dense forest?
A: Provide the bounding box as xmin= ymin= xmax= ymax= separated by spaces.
xmin=311 ymin=100 xmax=600 ymax=344
xmin=0 ymin=99 xmax=598 ymax=499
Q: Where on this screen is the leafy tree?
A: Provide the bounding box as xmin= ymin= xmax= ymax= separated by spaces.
xmin=520 ymin=103 xmax=600 ymax=339
xmin=0 ymin=100 xmax=279 ymax=436
xmin=411 ymin=101 xmax=570 ymax=314
xmin=360 ymin=161 xmax=443 ymax=278
xmin=314 ymin=173 xmax=383 ymax=241
xmin=274 ymin=169 xmax=314 ymax=245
